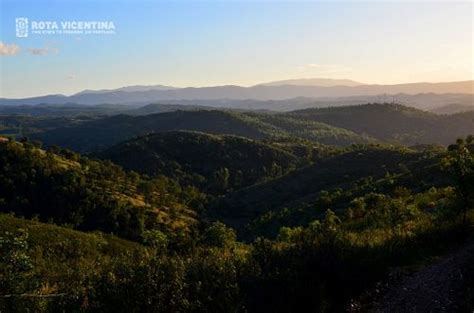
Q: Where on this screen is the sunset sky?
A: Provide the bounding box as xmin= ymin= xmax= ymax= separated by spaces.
xmin=0 ymin=0 xmax=472 ymax=98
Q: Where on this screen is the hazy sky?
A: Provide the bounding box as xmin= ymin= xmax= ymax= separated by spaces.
xmin=0 ymin=0 xmax=472 ymax=98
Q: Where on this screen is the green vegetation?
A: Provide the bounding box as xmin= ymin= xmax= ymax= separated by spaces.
xmin=212 ymin=145 xmax=447 ymax=238
xmin=98 ymin=131 xmax=301 ymax=194
xmin=34 ymin=109 xmax=373 ymax=152
xmin=289 ymin=103 xmax=474 ymax=145
xmin=1 ymin=104 xmax=473 ymax=312
xmin=0 ymin=214 xmax=146 ymax=312
xmin=0 ymin=139 xmax=200 ymax=241
xmin=247 ymin=112 xmax=375 ymax=145
xmin=23 ymin=104 xmax=473 ymax=153
xmin=1 ymin=176 xmax=472 ymax=312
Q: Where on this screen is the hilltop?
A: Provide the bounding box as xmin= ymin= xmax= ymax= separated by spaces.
xmin=30 ymin=104 xmax=474 ymax=153
xmin=34 ymin=109 xmax=371 ymax=152
xmin=98 ymin=131 xmax=300 ymax=194
xmin=289 ymin=103 xmax=474 ymax=145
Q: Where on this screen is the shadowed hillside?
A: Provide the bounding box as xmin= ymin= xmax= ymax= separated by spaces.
xmin=34 ymin=110 xmax=372 ymax=152
xmin=212 ymin=146 xmax=447 ymax=236
xmin=289 ymin=103 xmax=474 ymax=145
xmin=98 ymin=131 xmax=301 ymax=194
xmin=0 ymin=139 xmax=199 ymax=241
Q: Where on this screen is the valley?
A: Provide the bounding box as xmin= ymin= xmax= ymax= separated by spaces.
xmin=1 ymin=96 xmax=473 ymax=312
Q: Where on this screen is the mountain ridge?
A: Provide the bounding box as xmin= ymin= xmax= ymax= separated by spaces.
xmin=256 ymin=78 xmax=364 ymax=87
xmin=1 ymin=80 xmax=472 ymax=106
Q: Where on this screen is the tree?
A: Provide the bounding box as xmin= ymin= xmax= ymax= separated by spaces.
xmin=0 ymin=229 xmax=36 ymax=296
xmin=212 ymin=168 xmax=230 ymax=193
xmin=142 ymin=229 xmax=169 ymax=250
xmin=445 ymin=136 xmax=474 ymax=222
xmin=202 ymin=222 xmax=236 ymax=248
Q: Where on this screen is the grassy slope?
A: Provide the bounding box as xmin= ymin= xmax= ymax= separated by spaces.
xmin=0 ymin=213 xmax=146 ymax=309
xmin=0 ymin=213 xmax=144 ymax=258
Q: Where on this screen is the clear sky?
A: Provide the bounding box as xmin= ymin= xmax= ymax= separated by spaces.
xmin=0 ymin=0 xmax=472 ymax=98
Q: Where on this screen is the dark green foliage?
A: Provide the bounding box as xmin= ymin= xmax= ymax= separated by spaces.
xmin=212 ymin=146 xmax=447 ymax=238
xmin=202 ymin=222 xmax=237 ymax=248
xmin=98 ymin=131 xmax=300 ymax=194
xmin=34 ymin=109 xmax=373 ymax=153
xmin=0 ymin=214 xmax=146 ymax=312
xmin=29 ymin=104 xmax=474 ymax=154
xmin=1 ymin=115 xmax=474 ymax=312
xmin=290 ymin=103 xmax=474 ymax=145
xmin=0 ymin=229 xmax=35 ymax=296
xmin=248 ymin=112 xmax=375 ymax=145
xmin=0 ymin=214 xmax=245 ymax=313
xmin=0 ymin=103 xmax=133 ymax=117
xmin=0 ymin=115 xmax=98 ymax=139
xmin=0 ymin=140 xmax=199 ymax=241
xmin=35 ymin=110 xmax=270 ymax=152
xmin=444 ymin=136 xmax=474 ymax=221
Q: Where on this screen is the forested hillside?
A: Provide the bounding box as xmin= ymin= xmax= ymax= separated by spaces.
xmin=1 ymin=104 xmax=474 ymax=312
xmin=211 ymin=145 xmax=448 ymax=237
xmin=2 ymin=136 xmax=473 ymax=312
xmin=34 ymin=110 xmax=271 ymax=152
xmin=98 ymin=131 xmax=301 ymax=194
xmin=290 ymin=103 xmax=474 ymax=145
xmin=24 ymin=104 xmax=474 ymax=153
xmin=0 ymin=139 xmax=200 ymax=241
xmin=33 ymin=109 xmax=372 ymax=152
xmin=2 ymin=0 xmax=473 ymax=310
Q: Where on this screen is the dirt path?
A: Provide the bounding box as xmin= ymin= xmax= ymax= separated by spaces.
xmin=371 ymin=240 xmax=474 ymax=313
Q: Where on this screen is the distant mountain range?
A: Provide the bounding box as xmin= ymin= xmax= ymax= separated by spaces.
xmin=1 ymin=80 xmax=472 ymax=113
xmin=74 ymin=84 xmax=177 ymax=95
xmin=257 ymin=78 xmax=364 ymax=87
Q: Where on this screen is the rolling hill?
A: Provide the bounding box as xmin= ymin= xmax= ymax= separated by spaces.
xmin=0 ymin=213 xmax=144 ymax=260
xmin=0 ymin=139 xmax=198 ymax=241
xmin=289 ymin=103 xmax=474 ymax=145
xmin=430 ymin=103 xmax=474 ymax=115
xmin=211 ymin=146 xmax=447 ymax=236
xmin=34 ymin=110 xmax=371 ymax=152
xmin=97 ymin=131 xmax=301 ymax=193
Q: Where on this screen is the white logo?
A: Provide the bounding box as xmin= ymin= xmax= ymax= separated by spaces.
xmin=16 ymin=17 xmax=29 ymax=38
xmin=15 ymin=17 xmax=115 ymax=36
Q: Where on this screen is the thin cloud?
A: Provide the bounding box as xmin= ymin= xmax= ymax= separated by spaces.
xmin=0 ymin=42 xmax=20 ymax=56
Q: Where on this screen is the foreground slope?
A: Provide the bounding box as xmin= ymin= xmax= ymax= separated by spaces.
xmin=0 ymin=213 xmax=144 ymax=259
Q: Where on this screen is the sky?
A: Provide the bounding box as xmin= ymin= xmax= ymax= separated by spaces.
xmin=0 ymin=0 xmax=472 ymax=98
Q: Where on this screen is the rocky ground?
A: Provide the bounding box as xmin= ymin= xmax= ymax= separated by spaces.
xmin=369 ymin=238 xmax=474 ymax=313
